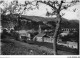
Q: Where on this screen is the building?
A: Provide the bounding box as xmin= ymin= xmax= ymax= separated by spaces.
xmin=61 ymin=28 xmax=76 ymax=32
xmin=60 ymin=32 xmax=69 ymax=37
xmin=0 ymin=26 xmax=2 ymax=33
xmin=43 ymin=36 xmax=53 ymax=43
xmin=33 ymin=33 xmax=54 ymax=43
xmin=17 ymin=30 xmax=31 ymax=41
xmin=57 ymin=41 xmax=78 ymax=49
xmin=60 ymin=28 xmax=77 ymax=36
xmin=67 ymin=41 xmax=78 ymax=49
xmin=33 ymin=33 xmax=45 ymax=42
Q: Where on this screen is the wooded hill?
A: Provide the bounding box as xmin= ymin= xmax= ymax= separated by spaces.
xmin=1 ymin=14 xmax=79 ymax=30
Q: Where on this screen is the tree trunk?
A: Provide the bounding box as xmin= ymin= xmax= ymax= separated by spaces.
xmin=52 ymin=1 xmax=63 ymax=55
xmin=53 ymin=14 xmax=62 ymax=55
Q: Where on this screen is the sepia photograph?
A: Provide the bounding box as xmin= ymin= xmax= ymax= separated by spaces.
xmin=0 ymin=0 xmax=79 ymax=55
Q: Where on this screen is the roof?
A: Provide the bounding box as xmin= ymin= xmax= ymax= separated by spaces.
xmin=36 ymin=33 xmax=45 ymax=37
xmin=43 ymin=35 xmax=50 ymax=38
xmin=18 ymin=30 xmax=27 ymax=34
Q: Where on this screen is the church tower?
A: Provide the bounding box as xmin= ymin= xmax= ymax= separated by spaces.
xmin=38 ymin=24 xmax=41 ymax=34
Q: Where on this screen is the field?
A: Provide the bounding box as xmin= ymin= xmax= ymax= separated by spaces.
xmin=1 ymin=36 xmax=78 ymax=55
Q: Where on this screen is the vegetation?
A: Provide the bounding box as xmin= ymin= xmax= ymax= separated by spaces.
xmin=0 ymin=0 xmax=79 ymax=55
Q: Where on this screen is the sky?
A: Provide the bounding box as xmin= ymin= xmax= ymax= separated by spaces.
xmin=0 ymin=0 xmax=80 ymax=20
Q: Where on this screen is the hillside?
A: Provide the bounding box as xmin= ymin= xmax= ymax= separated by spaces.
xmin=20 ymin=15 xmax=68 ymax=22
xmin=19 ymin=15 xmax=79 ymax=28
xmin=1 ymin=14 xmax=79 ymax=30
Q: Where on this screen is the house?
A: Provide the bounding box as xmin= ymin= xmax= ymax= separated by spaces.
xmin=57 ymin=41 xmax=78 ymax=49
xmin=43 ymin=35 xmax=53 ymax=43
xmin=0 ymin=26 xmax=2 ymax=33
xmin=67 ymin=41 xmax=78 ymax=49
xmin=59 ymin=28 xmax=77 ymax=37
xmin=17 ymin=30 xmax=31 ymax=41
xmin=33 ymin=33 xmax=45 ymax=42
xmin=61 ymin=28 xmax=77 ymax=32
xmin=60 ymin=32 xmax=69 ymax=37
xmin=33 ymin=33 xmax=54 ymax=43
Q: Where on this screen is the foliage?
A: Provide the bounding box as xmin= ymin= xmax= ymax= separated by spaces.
xmin=0 ymin=0 xmax=79 ymax=55
xmin=59 ymin=30 xmax=79 ymax=42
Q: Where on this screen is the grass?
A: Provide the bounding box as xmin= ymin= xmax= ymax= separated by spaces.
xmin=1 ymin=42 xmax=42 ymax=55
xmin=1 ymin=35 xmax=78 ymax=55
xmin=1 ymin=39 xmax=54 ymax=55
xmin=57 ymin=45 xmax=78 ymax=55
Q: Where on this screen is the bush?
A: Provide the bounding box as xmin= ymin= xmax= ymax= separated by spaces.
xmin=10 ymin=31 xmax=19 ymax=40
xmin=1 ymin=29 xmax=10 ymax=39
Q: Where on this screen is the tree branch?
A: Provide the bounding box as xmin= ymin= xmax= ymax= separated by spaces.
xmin=36 ymin=1 xmax=57 ymax=10
xmin=57 ymin=1 xmax=63 ymax=14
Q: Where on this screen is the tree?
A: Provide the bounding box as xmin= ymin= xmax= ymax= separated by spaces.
xmin=33 ymin=0 xmax=79 ymax=55
xmin=0 ymin=0 xmax=79 ymax=55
